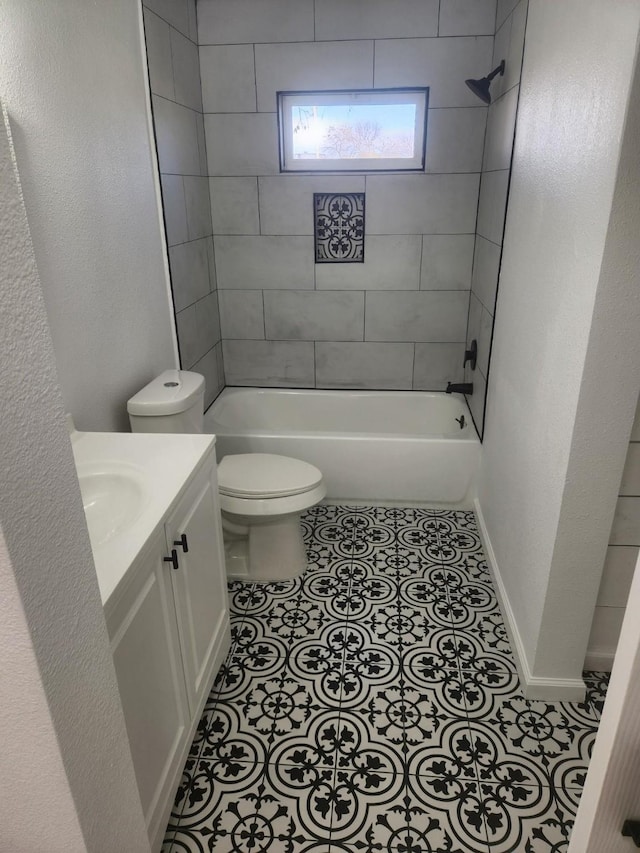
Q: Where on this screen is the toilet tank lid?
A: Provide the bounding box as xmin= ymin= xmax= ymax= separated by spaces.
xmin=127 ymin=370 xmax=205 ymax=416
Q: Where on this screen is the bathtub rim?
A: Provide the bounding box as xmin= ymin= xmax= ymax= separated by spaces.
xmin=205 ymin=386 xmax=478 ymax=443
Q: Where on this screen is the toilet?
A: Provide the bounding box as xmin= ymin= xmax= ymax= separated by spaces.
xmin=127 ymin=370 xmax=326 ymax=582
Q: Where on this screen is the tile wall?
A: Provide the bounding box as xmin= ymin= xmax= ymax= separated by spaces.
xmin=143 ymin=0 xmax=224 ymax=408
xmin=465 ymin=0 xmax=528 ymax=434
xmin=588 ymin=396 xmax=640 ymax=667
xmin=198 ymin=0 xmax=496 ymax=390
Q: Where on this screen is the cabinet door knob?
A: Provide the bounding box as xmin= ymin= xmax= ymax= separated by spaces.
xmin=173 ymin=534 xmax=189 ymax=553
xmin=163 ymin=549 xmax=179 ymax=570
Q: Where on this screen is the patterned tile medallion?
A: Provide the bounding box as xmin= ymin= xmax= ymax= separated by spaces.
xmin=314 ymin=193 xmax=365 ymax=263
xmin=164 ymin=505 xmax=609 ymax=853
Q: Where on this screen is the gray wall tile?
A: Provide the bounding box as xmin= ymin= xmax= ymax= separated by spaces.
xmin=206 ymin=238 xmax=217 ymax=291
xmin=198 ymin=0 xmax=315 ymax=45
xmin=184 ymin=176 xmax=213 ymax=239
xmin=316 ymin=236 xmax=421 ymax=290
xmin=193 ymin=342 xmax=224 ymax=408
xmin=421 ymin=235 xmax=475 ymax=290
xmin=315 ymin=0 xmax=438 ymax=40
xmin=160 ymin=175 xmax=188 ymax=245
xmin=219 ymin=290 xmax=265 ymax=339
xmin=467 ymin=365 xmax=487 ymax=432
xmin=438 ymin=0 xmax=497 ymax=36
xmin=222 ymin=340 xmax=315 ymax=386
xmin=176 ymin=303 xmax=199 ymax=367
xmin=170 ymin=27 xmax=202 ymax=111
xmin=210 ymin=177 xmax=260 ymax=234
xmin=483 ymin=84 xmax=519 ymax=172
xmin=476 ymin=169 xmax=509 ymax=244
xmin=413 ymin=342 xmax=465 ymax=389
xmin=316 ymin=342 xmax=415 ymax=389
xmin=205 ymin=113 xmax=279 ymax=176
xmin=426 ymin=108 xmax=487 ymax=173
xmin=195 ymin=113 xmax=208 ymax=176
xmin=365 ymin=291 xmax=469 ymax=342
xmin=144 ymin=0 xmax=190 ymax=37
xmin=144 ymin=9 xmax=174 ymax=100
xmin=264 ymin=291 xmax=364 ymax=341
xmin=215 ymin=236 xmax=314 ymax=289
xmin=375 ymin=37 xmax=493 ymax=108
xmin=367 ymin=174 xmax=480 ymax=234
xmin=620 ymin=443 xmax=640 ymax=496
xmin=200 ymin=45 xmax=257 ymax=113
xmin=187 ymin=0 xmax=197 ymax=42
xmin=258 ymin=176 xmax=365 ymax=235
xmin=471 ymin=236 xmax=501 ymax=311
xmin=254 ymin=40 xmax=374 ymax=112
xmin=153 ymin=95 xmax=200 ymax=174
xmin=196 ymin=291 xmax=221 ymax=354
xmin=610 ymin=497 xmax=640 ymax=546
xmin=497 ymin=0 xmax=520 ymax=30
xmin=169 ymin=238 xmax=211 ymax=312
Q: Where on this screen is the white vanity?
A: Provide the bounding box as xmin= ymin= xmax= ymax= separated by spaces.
xmin=71 ymin=430 xmax=230 ymax=852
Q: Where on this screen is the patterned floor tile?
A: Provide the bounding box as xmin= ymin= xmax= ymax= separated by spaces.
xmin=170 ymin=770 xmax=327 ymax=852
xmin=164 ymin=504 xmax=608 ymax=853
xmin=468 ymin=697 xmax=597 ymax=787
xmin=479 ymin=783 xmax=576 ymax=853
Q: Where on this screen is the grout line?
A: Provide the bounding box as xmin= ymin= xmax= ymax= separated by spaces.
xmin=256 ymin=177 xmax=262 ymax=235
xmin=252 ymin=43 xmax=258 ymax=111
xmin=437 ymin=0 xmax=442 ymax=36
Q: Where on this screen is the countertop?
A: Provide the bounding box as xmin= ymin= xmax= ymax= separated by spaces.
xmin=71 ymin=430 xmax=216 ymax=604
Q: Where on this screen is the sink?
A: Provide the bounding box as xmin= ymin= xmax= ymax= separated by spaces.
xmin=78 ymin=467 xmax=145 ymax=547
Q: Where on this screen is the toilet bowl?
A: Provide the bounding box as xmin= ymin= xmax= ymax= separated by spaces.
xmin=127 ymin=371 xmax=326 ymax=582
xmin=218 ymin=453 xmax=326 ymax=582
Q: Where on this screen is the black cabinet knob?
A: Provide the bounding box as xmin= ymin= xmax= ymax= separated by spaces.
xmin=622 ymin=820 xmax=640 ymax=846
xmin=163 ymin=549 xmax=179 ymax=570
xmin=173 ymin=534 xmax=189 ymax=553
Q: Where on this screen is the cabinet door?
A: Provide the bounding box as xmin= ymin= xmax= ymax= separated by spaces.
xmin=108 ymin=540 xmax=190 ymax=847
xmin=166 ymin=464 xmax=230 ymax=713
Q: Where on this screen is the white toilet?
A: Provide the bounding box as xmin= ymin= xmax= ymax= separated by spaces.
xmin=127 ymin=370 xmax=326 ymax=582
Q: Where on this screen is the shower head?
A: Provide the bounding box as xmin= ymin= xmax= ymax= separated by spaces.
xmin=465 ymin=60 xmax=506 ymax=105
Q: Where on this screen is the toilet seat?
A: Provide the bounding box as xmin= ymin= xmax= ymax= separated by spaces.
xmin=217 ymin=454 xmax=326 ymax=518
xmin=218 ymin=453 xmax=323 ymax=499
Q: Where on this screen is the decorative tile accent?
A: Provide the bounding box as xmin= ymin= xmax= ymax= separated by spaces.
xmin=314 ymin=193 xmax=365 ymax=263
xmin=164 ymin=505 xmax=610 ymax=853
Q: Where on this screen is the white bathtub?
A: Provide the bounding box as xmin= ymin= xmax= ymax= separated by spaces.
xmin=204 ymin=388 xmax=480 ymax=505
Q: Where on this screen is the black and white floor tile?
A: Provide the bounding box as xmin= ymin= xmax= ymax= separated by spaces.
xmin=164 ymin=506 xmax=609 ymax=853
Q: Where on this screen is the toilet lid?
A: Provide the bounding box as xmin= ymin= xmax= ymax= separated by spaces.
xmin=218 ymin=453 xmax=323 ymax=499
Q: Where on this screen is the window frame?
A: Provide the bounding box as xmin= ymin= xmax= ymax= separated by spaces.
xmin=277 ymin=88 xmax=429 ymax=173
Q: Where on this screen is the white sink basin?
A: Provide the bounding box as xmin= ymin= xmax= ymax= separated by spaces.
xmin=78 ymin=468 xmax=145 ymax=547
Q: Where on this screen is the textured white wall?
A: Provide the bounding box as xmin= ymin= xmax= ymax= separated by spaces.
xmin=0 ymin=108 xmax=149 ymax=851
xmin=479 ymin=0 xmax=640 ymax=685
xmin=0 ymin=0 xmax=177 ymax=432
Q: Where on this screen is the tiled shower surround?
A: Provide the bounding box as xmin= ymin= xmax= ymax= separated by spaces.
xmin=143 ymin=0 xmax=529 ymax=428
xmin=200 ymin=0 xmax=492 ymax=392
xmin=163 ymin=506 xmax=607 ymax=852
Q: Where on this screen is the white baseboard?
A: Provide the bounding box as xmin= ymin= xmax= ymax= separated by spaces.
xmin=474 ymin=498 xmax=587 ymax=702
xmin=583 ymin=649 xmax=614 ymax=672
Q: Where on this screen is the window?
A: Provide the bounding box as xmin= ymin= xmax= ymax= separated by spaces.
xmin=277 ymin=88 xmax=428 ymax=173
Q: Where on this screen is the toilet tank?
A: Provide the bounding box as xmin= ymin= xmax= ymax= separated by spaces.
xmin=127 ymin=370 xmax=205 ymax=433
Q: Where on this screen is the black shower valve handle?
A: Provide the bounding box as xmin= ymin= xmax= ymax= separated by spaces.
xmin=464 ymin=340 xmax=478 ymax=371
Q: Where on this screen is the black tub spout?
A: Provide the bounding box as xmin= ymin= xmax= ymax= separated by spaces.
xmin=446 ymin=382 xmax=473 ymax=394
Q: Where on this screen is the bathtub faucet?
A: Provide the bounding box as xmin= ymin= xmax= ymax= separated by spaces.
xmin=446 ymin=382 xmax=473 ymax=395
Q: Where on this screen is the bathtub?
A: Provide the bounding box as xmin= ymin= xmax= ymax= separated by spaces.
xmin=204 ymin=388 xmax=480 ymax=505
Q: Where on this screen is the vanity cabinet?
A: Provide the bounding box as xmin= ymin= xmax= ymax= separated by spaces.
xmin=105 ymin=450 xmax=230 ymax=852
